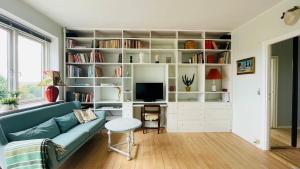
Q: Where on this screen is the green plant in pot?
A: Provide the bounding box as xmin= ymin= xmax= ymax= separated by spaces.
xmin=182 ymin=74 xmax=195 ymax=92
xmin=0 ymin=91 xmax=20 ymax=110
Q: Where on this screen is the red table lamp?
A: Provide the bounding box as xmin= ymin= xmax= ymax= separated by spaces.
xmin=206 ymin=68 xmax=222 ymax=92
xmin=39 ymin=71 xmax=65 ymax=102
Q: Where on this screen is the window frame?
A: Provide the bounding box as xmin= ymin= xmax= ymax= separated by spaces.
xmin=0 ymin=24 xmax=50 ymax=104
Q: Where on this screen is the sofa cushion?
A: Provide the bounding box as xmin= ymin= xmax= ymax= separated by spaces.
xmin=55 ymin=113 xmax=79 ymax=133
xmin=52 ymin=126 xmax=89 ymax=160
xmin=7 ymin=118 xmax=60 ymax=141
xmin=79 ymin=117 xmax=106 ymax=135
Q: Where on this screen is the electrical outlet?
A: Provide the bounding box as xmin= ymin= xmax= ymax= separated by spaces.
xmin=254 ymin=139 xmax=260 ymax=144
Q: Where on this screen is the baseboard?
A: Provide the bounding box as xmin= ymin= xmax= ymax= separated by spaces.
xmin=276 ymin=126 xmax=300 ymax=129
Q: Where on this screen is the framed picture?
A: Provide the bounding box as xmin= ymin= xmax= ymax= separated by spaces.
xmin=237 ymin=57 xmax=255 ymax=75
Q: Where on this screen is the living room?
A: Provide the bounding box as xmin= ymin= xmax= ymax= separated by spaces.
xmin=0 ymin=0 xmax=300 ymax=169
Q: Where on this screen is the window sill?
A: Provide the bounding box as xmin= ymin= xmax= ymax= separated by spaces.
xmin=0 ymin=100 xmax=64 ymax=116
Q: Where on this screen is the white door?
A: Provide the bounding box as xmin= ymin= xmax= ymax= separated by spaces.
xmin=270 ymin=56 xmax=278 ymax=128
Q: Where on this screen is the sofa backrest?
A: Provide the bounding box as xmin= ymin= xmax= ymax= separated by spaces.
xmin=0 ymin=101 xmax=81 ymax=145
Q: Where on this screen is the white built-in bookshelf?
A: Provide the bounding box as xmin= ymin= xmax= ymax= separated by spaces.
xmin=63 ymin=29 xmax=232 ymax=121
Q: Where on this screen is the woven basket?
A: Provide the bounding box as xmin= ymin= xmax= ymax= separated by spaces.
xmin=184 ymin=40 xmax=197 ymax=49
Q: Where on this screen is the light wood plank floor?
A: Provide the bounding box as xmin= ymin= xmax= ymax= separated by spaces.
xmin=270 ymin=128 xmax=300 ymax=168
xmin=60 ymin=130 xmax=290 ymax=169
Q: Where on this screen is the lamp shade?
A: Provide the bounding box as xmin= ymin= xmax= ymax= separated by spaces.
xmin=39 ymin=71 xmax=65 ymax=86
xmin=206 ymin=69 xmax=222 ymax=80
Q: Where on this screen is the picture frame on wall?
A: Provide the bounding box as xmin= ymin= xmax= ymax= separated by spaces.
xmin=237 ymin=57 xmax=255 ymax=75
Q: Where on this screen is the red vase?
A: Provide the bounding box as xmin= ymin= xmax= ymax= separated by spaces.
xmin=45 ymin=86 xmax=59 ymax=102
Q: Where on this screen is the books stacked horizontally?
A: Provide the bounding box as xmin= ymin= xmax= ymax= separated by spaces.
xmin=115 ymin=66 xmax=122 ymax=77
xmin=67 ymin=52 xmax=93 ymax=63
xmin=66 ymin=91 xmax=93 ymax=103
xmin=97 ymin=40 xmax=121 ymax=48
xmin=67 ymin=65 xmax=94 ymax=77
xmin=124 ymin=40 xmax=144 ymax=48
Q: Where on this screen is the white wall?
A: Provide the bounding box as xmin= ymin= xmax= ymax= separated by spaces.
xmin=232 ymin=0 xmax=300 ymax=150
xmin=0 ymin=0 xmax=63 ymax=71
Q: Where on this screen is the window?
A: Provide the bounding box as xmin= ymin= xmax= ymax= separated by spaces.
xmin=17 ymin=35 xmax=44 ymax=102
xmin=0 ymin=27 xmax=9 ymax=100
xmin=0 ymin=25 xmax=49 ymax=104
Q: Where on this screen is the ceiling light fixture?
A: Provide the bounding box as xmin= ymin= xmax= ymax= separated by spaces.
xmin=281 ymin=6 xmax=300 ymax=26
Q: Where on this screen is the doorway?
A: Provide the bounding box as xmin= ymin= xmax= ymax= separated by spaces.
xmin=267 ymin=36 xmax=300 ymax=167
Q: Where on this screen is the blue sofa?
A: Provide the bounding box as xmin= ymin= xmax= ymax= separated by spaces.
xmin=0 ymin=101 xmax=106 ymax=169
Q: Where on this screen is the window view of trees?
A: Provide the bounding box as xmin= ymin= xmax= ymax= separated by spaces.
xmin=0 ymin=27 xmax=46 ymax=104
xmin=17 ymin=35 xmax=44 ymax=102
xmin=0 ymin=28 xmax=8 ymax=100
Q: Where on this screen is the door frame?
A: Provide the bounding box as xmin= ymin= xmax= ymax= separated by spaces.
xmin=263 ymin=29 xmax=300 ymax=150
xmin=270 ymin=56 xmax=278 ymax=129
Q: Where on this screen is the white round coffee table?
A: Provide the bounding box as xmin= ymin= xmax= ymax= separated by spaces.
xmin=105 ymin=118 xmax=142 ymax=160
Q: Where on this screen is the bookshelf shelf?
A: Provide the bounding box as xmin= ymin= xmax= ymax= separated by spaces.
xmin=64 ymin=29 xmax=232 ymax=118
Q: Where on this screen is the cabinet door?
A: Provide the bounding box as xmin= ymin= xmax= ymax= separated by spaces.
xmin=204 ymin=108 xmax=232 ymax=132
xmin=123 ymin=102 xmax=133 ymax=118
xmin=167 ymin=103 xmax=178 ymax=131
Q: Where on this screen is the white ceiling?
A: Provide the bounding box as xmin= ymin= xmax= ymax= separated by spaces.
xmin=23 ymin=0 xmax=282 ymax=30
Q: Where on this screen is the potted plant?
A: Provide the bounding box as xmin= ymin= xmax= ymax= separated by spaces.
xmin=0 ymin=91 xmax=20 ymax=110
xmin=182 ymin=74 xmax=195 ymax=91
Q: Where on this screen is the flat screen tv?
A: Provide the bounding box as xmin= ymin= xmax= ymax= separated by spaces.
xmin=136 ymin=83 xmax=163 ymax=101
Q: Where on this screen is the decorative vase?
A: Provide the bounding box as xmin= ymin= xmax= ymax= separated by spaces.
xmin=45 ymin=85 xmax=59 ymax=102
xmin=139 ymin=52 xmax=144 ymax=63
xmin=185 ymin=86 xmax=191 ymax=91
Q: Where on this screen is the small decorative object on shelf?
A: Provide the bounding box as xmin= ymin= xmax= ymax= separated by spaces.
xmin=184 ymin=40 xmax=197 ymax=49
xmin=169 ymin=85 xmax=175 ymax=91
xmin=206 ymin=68 xmax=222 ymax=92
xmin=118 ymin=53 xmax=122 ymax=63
xmin=130 ymin=56 xmax=133 ymax=63
xmin=166 ymin=56 xmax=172 ymax=63
xmin=139 ymin=52 xmax=144 ymax=63
xmin=0 ymin=91 xmax=20 ymax=110
xmin=39 ymin=71 xmax=65 ymax=102
xmin=155 ymin=54 xmax=159 ymax=63
xmin=182 ymin=74 xmax=195 ymax=91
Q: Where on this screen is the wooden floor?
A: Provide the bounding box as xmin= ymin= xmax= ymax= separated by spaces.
xmin=60 ymin=130 xmax=291 ymax=169
xmin=270 ymin=128 xmax=300 ymax=168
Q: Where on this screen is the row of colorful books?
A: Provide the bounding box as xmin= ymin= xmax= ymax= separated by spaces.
xmin=124 ymin=39 xmax=144 ymax=48
xmin=66 ymin=91 xmax=93 ymax=102
xmin=67 ymin=65 xmax=94 ymax=77
xmin=67 ymin=52 xmax=93 ymax=63
xmin=97 ymin=40 xmax=121 ymax=48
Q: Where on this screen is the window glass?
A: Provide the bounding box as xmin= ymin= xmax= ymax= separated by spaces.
xmin=0 ymin=28 xmax=9 ymax=99
xmin=18 ymin=35 xmax=43 ymax=102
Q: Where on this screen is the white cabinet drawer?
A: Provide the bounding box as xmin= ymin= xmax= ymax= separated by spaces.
xmin=178 ymin=102 xmax=204 ymax=110
xmin=167 ymin=119 xmax=178 ymax=131
xmin=178 ymin=109 xmax=204 ymax=120
xmin=204 ymin=121 xmax=231 ymax=132
xmin=167 ymin=113 xmax=178 ymax=120
xmin=205 ymin=103 xmax=232 ymax=109
xmin=178 ymin=120 xmax=203 ymax=131
xmin=205 ymin=109 xmax=232 ymax=121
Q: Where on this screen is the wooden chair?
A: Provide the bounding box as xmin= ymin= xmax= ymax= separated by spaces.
xmin=141 ymin=105 xmax=161 ymax=134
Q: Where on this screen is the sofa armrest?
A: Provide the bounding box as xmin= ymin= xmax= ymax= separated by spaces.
xmin=95 ymin=110 xmax=106 ymax=119
xmin=46 ymin=142 xmax=60 ymax=169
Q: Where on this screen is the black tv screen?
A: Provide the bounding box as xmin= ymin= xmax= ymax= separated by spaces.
xmin=136 ymin=83 xmax=163 ymax=101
